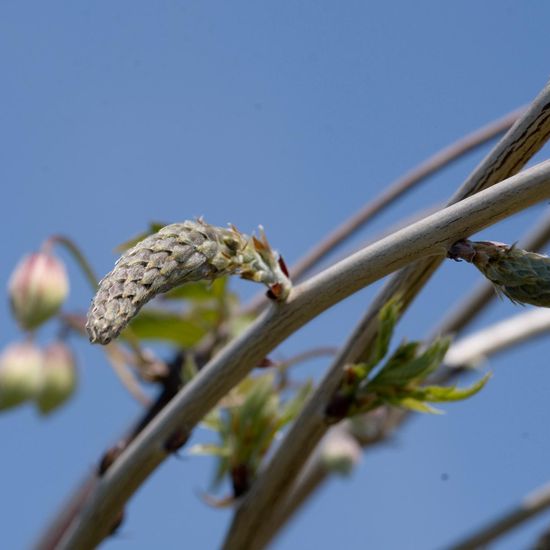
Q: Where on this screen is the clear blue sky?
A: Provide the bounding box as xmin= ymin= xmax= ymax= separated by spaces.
xmin=2 ymin=2 xmax=550 ymax=549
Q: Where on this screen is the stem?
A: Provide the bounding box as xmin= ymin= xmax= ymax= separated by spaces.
xmin=48 ymin=235 xmax=99 ymax=291
xmin=445 ymin=482 xmax=550 ymax=550
xmin=259 ymin=305 xmax=550 ymax=547
xmin=444 ymin=309 xmax=550 ymax=367
xmin=224 ymin=82 xmax=550 ymax=550
xmin=56 ymin=161 xmax=550 ymax=549
xmin=290 ymin=107 xmax=524 ymax=281
xmin=254 ymin=210 xmax=550 ymax=548
xmin=104 ymin=344 xmax=152 ymax=407
xmin=244 ymin=107 xmax=522 ymax=316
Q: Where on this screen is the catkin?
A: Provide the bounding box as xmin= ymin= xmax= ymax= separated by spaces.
xmin=86 ymin=220 xmax=291 ymax=345
xmin=448 ymin=239 xmax=550 ymax=307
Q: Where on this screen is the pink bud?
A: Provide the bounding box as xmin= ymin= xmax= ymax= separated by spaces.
xmin=0 ymin=342 xmax=43 ymax=410
xmin=36 ymin=342 xmax=77 ymax=415
xmin=8 ymin=252 xmax=69 ymax=330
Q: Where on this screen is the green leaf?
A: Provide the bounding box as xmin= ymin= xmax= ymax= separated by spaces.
xmin=115 ymin=222 xmax=167 ymax=252
xmin=371 ymin=337 xmax=451 ymax=387
xmin=188 ymin=443 xmax=231 ymax=457
xmin=127 ymin=309 xmax=206 ymax=346
xmin=371 ymin=298 xmax=401 ymax=366
xmin=164 ymin=278 xmax=229 ymax=302
xmin=202 ymin=410 xmax=223 ymax=431
xmin=390 ymin=397 xmax=444 ymax=414
xmin=410 ymin=373 xmax=491 ymax=403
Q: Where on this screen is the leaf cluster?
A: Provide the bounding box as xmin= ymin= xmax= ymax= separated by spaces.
xmin=326 ymin=299 xmax=490 ymax=420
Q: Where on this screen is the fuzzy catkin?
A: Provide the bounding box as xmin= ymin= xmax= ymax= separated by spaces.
xmin=86 ymin=220 xmax=290 ymax=345
xmin=448 ymin=239 xmax=550 ymax=307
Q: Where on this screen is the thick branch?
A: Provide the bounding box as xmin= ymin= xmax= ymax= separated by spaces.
xmin=290 ymin=107 xmax=523 ymax=281
xmin=257 ymin=211 xmax=550 ymax=547
xmin=258 ymin=306 xmax=550 ymax=545
xmin=225 ymin=82 xmax=550 ymax=550
xmin=244 ymin=108 xmax=522 ymax=315
xmin=58 ymin=161 xmax=550 ymax=549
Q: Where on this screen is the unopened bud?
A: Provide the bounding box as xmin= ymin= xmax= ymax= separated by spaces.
xmin=36 ymin=342 xmax=77 ymax=414
xmin=8 ymin=252 xmax=69 ymax=330
xmin=448 ymin=240 xmax=550 ymax=307
xmin=0 ymin=342 xmax=43 ymax=410
xmin=320 ymin=429 xmax=362 ymax=476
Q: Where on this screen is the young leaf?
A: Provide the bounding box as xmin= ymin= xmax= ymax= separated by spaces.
xmin=370 ymin=337 xmax=451 ymax=387
xmin=390 ymin=397 xmax=445 ymax=415
xmin=127 ymin=309 xmax=207 ymax=347
xmin=188 ymin=444 xmax=231 ymax=457
xmin=370 ymin=297 xmax=401 ymax=367
xmin=409 ymin=373 xmax=491 ymax=403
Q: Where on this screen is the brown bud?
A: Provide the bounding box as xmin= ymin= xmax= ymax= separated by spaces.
xmin=8 ymin=252 xmax=69 ymax=331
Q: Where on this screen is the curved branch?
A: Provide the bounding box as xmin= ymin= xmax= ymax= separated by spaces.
xmin=58 ymin=160 xmax=550 ymax=549
xmin=254 ymin=210 xmax=550 ymax=547
xmin=244 ymin=108 xmax=522 ymax=315
xmin=446 ymin=482 xmax=550 ymax=550
xmin=290 ymin=107 xmax=524 ymax=281
xmin=225 ymin=82 xmax=550 ymax=550
xmin=257 ymin=306 xmax=550 ymax=546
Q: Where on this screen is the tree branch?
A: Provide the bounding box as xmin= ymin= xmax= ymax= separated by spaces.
xmin=444 ymin=308 xmax=550 ymax=367
xmin=224 ymin=81 xmax=550 ymax=550
xmin=244 ymin=107 xmax=522 ymax=315
xmin=445 ymin=482 xmax=550 ymax=550
xmin=252 ymin=210 xmax=550 ymax=547
xmin=290 ymin=107 xmax=524 ymax=281
xmin=56 ymin=161 xmax=550 ymax=550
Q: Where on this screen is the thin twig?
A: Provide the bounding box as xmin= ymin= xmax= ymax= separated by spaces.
xmin=532 ymin=523 xmax=550 ymax=550
xmin=444 ymin=308 xmax=550 ymax=367
xmin=224 ymin=82 xmax=550 ymax=550
xmin=47 ymin=235 xmax=99 ymax=292
xmin=104 ymin=345 xmax=152 ymax=407
xmin=57 ymin=160 xmax=550 ymax=549
xmin=445 ymin=482 xmax=550 ymax=550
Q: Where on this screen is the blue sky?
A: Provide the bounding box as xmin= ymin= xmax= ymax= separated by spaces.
xmin=2 ymin=2 xmax=550 ymax=549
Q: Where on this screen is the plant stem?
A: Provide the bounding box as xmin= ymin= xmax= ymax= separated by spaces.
xmin=56 ymin=160 xmax=550 ymax=550
xmin=48 ymin=235 xmax=99 ymax=291
xmin=224 ymin=82 xmax=550 ymax=550
xmin=256 ymin=210 xmax=550 ymax=545
xmin=290 ymin=107 xmax=524 ymax=281
xmin=445 ymin=482 xmax=550 ymax=550
xmin=244 ymin=107 xmax=522 ymax=316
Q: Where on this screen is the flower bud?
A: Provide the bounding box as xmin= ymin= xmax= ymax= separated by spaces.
xmin=320 ymin=429 xmax=362 ymax=476
xmin=8 ymin=251 xmax=69 ymax=330
xmin=0 ymin=342 xmax=43 ymax=410
xmin=36 ymin=342 xmax=77 ymax=414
